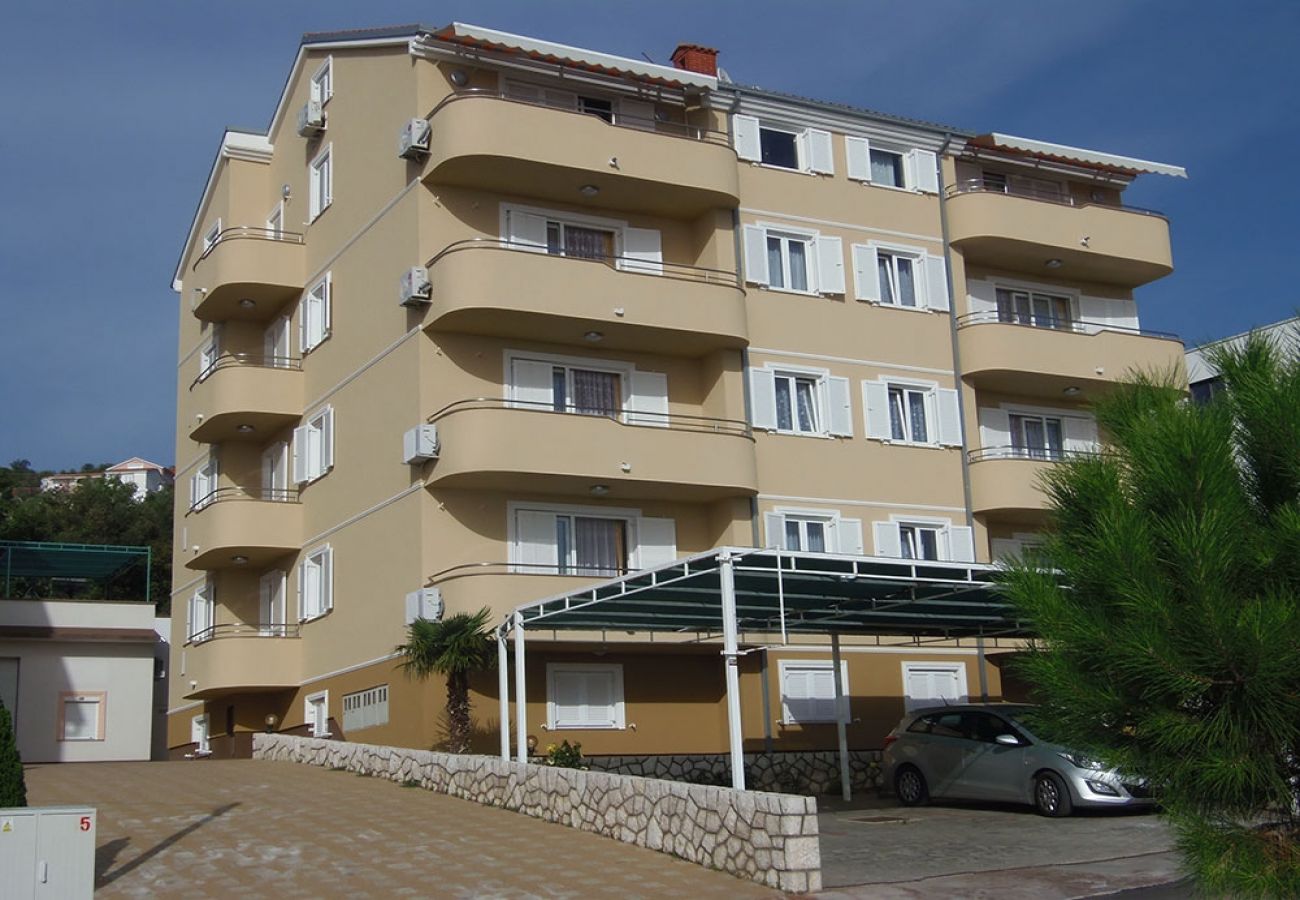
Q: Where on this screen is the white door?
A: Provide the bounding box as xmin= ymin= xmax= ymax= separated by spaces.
xmin=261 ymin=442 xmax=289 ymax=498
xmin=902 ymin=663 xmax=968 ymax=711
xmin=192 ymin=715 xmax=210 ymax=754
xmin=259 ymin=571 xmax=286 ymax=636
xmin=308 ymin=695 xmax=329 ymax=737
xmin=264 ymin=316 xmax=290 ymax=367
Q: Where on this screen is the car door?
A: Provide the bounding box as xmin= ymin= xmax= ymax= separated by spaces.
xmin=911 ymin=711 xmax=971 ymax=798
xmin=953 ymin=711 xmax=1031 ymax=802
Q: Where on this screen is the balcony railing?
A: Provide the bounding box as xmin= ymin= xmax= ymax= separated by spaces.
xmin=186 ymin=621 xmax=302 ymax=645
xmin=191 ymin=351 xmax=303 ymax=389
xmin=955 ymin=310 xmax=1179 ymax=341
xmin=426 ymin=238 xmax=742 ymax=289
xmin=187 ymin=486 xmax=300 ymax=514
xmin=426 ymin=88 xmax=730 ymax=146
xmin=967 ymin=445 xmax=1103 ymax=464
xmin=193 ymin=226 xmax=305 ymax=270
xmin=944 ymin=178 xmax=1166 ymax=219
xmin=426 ymin=397 xmax=753 ymax=438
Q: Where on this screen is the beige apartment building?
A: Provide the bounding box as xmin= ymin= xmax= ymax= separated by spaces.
xmin=166 ymin=23 xmax=1185 ymax=770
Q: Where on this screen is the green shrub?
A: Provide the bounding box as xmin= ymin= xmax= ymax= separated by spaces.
xmin=0 ymin=697 xmax=26 ymax=807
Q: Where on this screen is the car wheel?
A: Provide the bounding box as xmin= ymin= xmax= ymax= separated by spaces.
xmin=1034 ymin=771 xmax=1073 ymax=817
xmin=895 ymin=766 xmax=929 ymax=806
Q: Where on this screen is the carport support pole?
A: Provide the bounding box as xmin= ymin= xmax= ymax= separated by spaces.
xmin=719 ymin=550 xmax=746 ymax=791
xmin=514 ymin=612 xmax=528 ymax=763
xmin=498 ymin=627 xmax=510 ymax=762
xmin=831 ymin=632 xmax=851 ymax=802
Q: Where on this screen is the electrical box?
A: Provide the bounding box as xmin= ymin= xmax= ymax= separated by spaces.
xmin=405 ymin=587 xmax=444 ymax=624
xmin=398 ymin=266 xmax=431 ymax=307
xmin=297 ymin=101 xmax=326 ymax=136
xmin=0 ymin=806 xmax=97 ymax=899
xmin=403 ymin=424 xmax=439 ymax=464
xmin=397 ymin=118 xmax=431 ymax=159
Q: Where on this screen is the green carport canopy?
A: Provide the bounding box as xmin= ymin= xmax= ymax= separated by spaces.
xmin=0 ymin=540 xmax=152 ymax=602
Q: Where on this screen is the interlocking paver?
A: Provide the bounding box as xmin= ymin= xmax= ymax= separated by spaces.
xmin=25 ymin=760 xmax=779 ymax=898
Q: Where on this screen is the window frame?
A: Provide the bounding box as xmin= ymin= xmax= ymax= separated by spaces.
xmin=764 ymin=229 xmax=816 ymax=294
xmin=1008 ymin=411 xmax=1066 ymax=459
xmin=191 ymin=713 xmax=210 ymax=754
xmin=869 ymin=147 xmax=907 ymax=188
xmin=308 ymin=144 xmax=333 ymax=221
xmin=876 ymin=248 xmax=922 ymax=309
xmin=305 ymin=689 xmax=331 ymax=737
xmin=310 ymin=56 xmax=333 ymax=106
xmin=772 ymin=368 xmax=824 ymax=435
xmin=266 ymin=202 xmax=284 ymax=237
xmin=758 ymin=124 xmax=802 ymax=170
xmin=299 ymin=273 xmax=332 ymax=353
xmin=546 ymin=662 xmax=626 ymax=730
xmin=778 ymin=659 xmax=850 ymax=725
xmin=995 ymin=286 xmax=1074 ymax=330
xmin=508 ymin=501 xmax=676 ymax=575
xmin=295 ymin=406 xmax=334 ymax=484
xmin=299 ymin=544 xmax=333 ymax=622
xmin=58 ymin=691 xmax=106 ymax=742
xmin=887 ymin=382 xmax=935 ymax=445
xmin=187 ymin=579 xmax=215 ymax=642
xmin=202 ymin=219 xmax=222 ymax=253
xmin=901 ymin=661 xmax=969 ymax=712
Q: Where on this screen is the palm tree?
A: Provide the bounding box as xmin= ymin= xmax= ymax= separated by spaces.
xmin=396 ymin=607 xmax=497 ymax=754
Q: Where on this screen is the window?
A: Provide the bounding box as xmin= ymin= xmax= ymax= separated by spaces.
xmin=851 ymin=243 xmax=947 ymax=310
xmin=547 ymin=663 xmax=624 ymax=729
xmin=309 ymin=145 xmax=332 ymax=220
xmin=902 ymin=662 xmax=968 ymax=711
xmin=749 ymin=366 xmax=853 ymax=437
xmin=501 ymin=205 xmax=663 ymax=274
xmin=877 ymin=251 xmax=919 ymax=308
xmin=742 ymin=223 xmax=843 ymax=295
xmin=863 ymin=379 xmax=960 ymax=447
xmin=733 ymin=115 xmax=834 ymax=174
xmin=992 ymin=533 xmax=1047 ymax=564
xmin=299 ymin=274 xmax=331 ymax=353
xmin=266 ymin=203 xmax=283 ymax=237
xmin=981 ymin=170 xmax=1066 ymax=201
xmin=577 ymin=95 xmax=613 ymax=122
xmin=873 ymin=519 xmax=975 ymax=562
xmin=342 ymin=685 xmax=388 ymax=732
xmin=59 ymin=692 xmax=105 ymax=741
xmin=510 ymin=503 xmax=677 ymax=575
xmin=197 ymin=323 xmax=222 ymax=381
xmin=1190 ymin=377 xmax=1225 ymax=406
xmin=870 ymin=148 xmax=905 ymax=187
xmin=189 ymin=455 xmax=218 ymax=510
xmin=997 ymin=288 xmax=1072 ymax=330
xmin=202 ymin=219 xmax=222 ymax=252
xmin=784 ymin=516 xmax=828 ymax=553
xmin=764 ymin=509 xmax=864 ymax=555
xmin=547 ymin=221 xmax=615 ymax=260
xmin=293 ymin=406 xmax=334 ymax=484
xmin=298 ymin=545 xmax=333 ymax=621
xmin=310 ymin=56 xmax=333 ymax=105
xmin=844 ymin=138 xmax=939 ymax=193
xmin=779 ymin=660 xmax=849 ymax=724
xmin=1009 ymin=412 xmax=1064 ymax=459
xmin=978 ymin=407 xmax=1098 ymax=460
xmin=507 ymin=352 xmax=668 ymax=427
xmin=186 ymin=581 xmax=215 ymax=642
xmin=259 ymin=570 xmax=287 ymax=635
xmin=305 ymin=690 xmax=330 ymax=737
xmin=766 ymin=232 xmax=812 ymax=292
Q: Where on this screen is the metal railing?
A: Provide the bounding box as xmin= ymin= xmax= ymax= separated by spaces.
xmin=955 ymin=310 xmax=1180 ymax=341
xmin=967 ymin=445 xmax=1102 ymax=464
xmin=193 ymin=226 xmax=305 ymax=269
xmin=187 ymin=485 xmax=300 ymax=514
xmin=191 ymin=351 xmax=302 ymax=389
xmin=425 ymin=238 xmax=742 ymax=289
xmin=426 ymin=397 xmax=753 ymax=438
xmin=425 ymin=561 xmax=637 ymax=587
xmin=186 ymin=621 xmax=302 ymax=644
xmin=944 ymin=177 xmax=1166 ymax=218
xmin=426 ymin=87 xmax=730 ymax=146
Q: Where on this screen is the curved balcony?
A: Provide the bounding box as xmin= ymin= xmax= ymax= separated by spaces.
xmin=945 ymin=181 xmax=1172 ymax=287
xmin=425 ymin=240 xmax=747 ymax=355
xmin=967 ymin=447 xmax=1059 ymax=516
xmin=957 ymin=313 xmax=1184 ymax=400
xmin=185 ymin=488 xmax=302 ymax=570
xmin=424 ymin=399 xmax=757 ymax=502
xmin=188 ymin=353 xmax=303 ymax=443
xmin=422 ymin=90 xmax=739 ymax=217
xmin=183 ymin=623 xmax=302 ymax=699
xmin=190 ymin=227 xmax=305 ymax=321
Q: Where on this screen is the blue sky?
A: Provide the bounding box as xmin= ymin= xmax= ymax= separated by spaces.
xmin=1 ymin=1 xmax=1296 ymax=470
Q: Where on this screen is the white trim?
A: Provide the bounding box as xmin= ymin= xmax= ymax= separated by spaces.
xmin=308 ymin=143 xmax=333 ymax=222
xmin=769 ymin=645 xmax=983 ymax=656
xmin=300 ymin=652 xmax=403 ymax=687
xmin=759 ymin=493 xmax=966 ymax=514
xmin=740 ymin=207 xmax=941 ymax=247
xmin=985 ymin=133 xmax=1186 ymax=178
xmin=499 ymin=201 xmax=628 ymax=240
xmin=545 ymin=662 xmax=627 ymax=730
xmin=749 ymin=347 xmax=953 ymax=377
xmin=901 ymin=661 xmax=969 ymax=711
xmin=167 ymin=700 xmax=204 ymax=716
xmin=305 ymin=689 xmax=331 ymax=737
xmin=310 ymin=55 xmax=333 ymax=105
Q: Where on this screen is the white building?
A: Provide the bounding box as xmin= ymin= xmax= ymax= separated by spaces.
xmin=39 ymin=457 xmax=174 ymax=499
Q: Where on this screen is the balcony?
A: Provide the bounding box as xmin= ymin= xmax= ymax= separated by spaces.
xmin=183 ymin=623 xmax=302 ymax=699
xmin=188 ymin=353 xmax=303 ymax=443
xmin=185 ymin=488 xmax=302 ymax=570
xmin=425 ymin=240 xmax=748 ymax=355
xmin=957 ymin=313 xmax=1184 ymax=400
xmin=967 ymin=447 xmax=1067 ymax=516
xmin=945 ymin=181 xmax=1172 ymax=287
xmin=189 ymin=227 xmax=305 ymax=321
xmin=424 ymin=399 xmax=757 ymax=502
xmin=422 ymin=91 xmax=739 ymax=217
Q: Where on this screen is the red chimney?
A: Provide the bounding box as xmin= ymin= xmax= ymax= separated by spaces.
xmin=670 ymin=44 xmax=719 ymax=77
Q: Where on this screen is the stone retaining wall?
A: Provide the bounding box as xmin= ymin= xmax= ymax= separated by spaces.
xmin=253 ymin=734 xmax=821 ymax=893
xmin=590 ymin=749 xmax=883 ymax=795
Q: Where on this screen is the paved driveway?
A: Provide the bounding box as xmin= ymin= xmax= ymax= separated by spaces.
xmin=25 ymin=760 xmax=776 ymax=898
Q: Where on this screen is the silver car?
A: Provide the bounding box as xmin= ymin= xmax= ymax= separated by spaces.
xmin=882 ymin=704 xmax=1154 ymax=817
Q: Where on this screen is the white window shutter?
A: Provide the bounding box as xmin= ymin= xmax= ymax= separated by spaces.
xmin=852 ymin=244 xmax=880 ymax=302
xmin=838 ymin=518 xmax=864 ymax=555
xmin=967 ymin=279 xmax=998 ymax=317
xmin=620 ymin=227 xmax=663 ymax=275
xmin=748 ymin=367 xmax=778 ymax=431
xmin=845 ymin=136 xmax=871 ymax=182
xmin=948 ymin=526 xmax=975 ymax=563
xmin=636 ymin=517 xmax=677 ymax=569
xmin=321 ymin=547 xmax=334 ymax=612
xmin=321 ymin=276 xmax=332 ymax=334
xmin=1064 ymin=416 xmax=1101 ymax=453
xmin=514 ymin=510 xmax=559 ymax=574
xmin=626 ymin=371 xmax=669 ymax=427
xmin=826 ymin=376 xmax=853 ymax=437
xmin=815 ymin=236 xmax=845 ymax=295
xmin=873 ymin=521 xmax=902 ymax=558
xmin=298 ymin=297 xmax=308 ymax=353
xmin=506 ymin=209 xmax=548 ymax=251
xmin=320 ymin=408 xmax=335 ymax=472
xmin=978 ymin=408 xmax=1011 ymax=453
xmin=742 ymin=224 xmax=769 ymax=286
xmin=908 ymin=149 xmax=940 ymax=194
xmin=1079 ymin=295 xmax=1138 ymax=332
xmin=805 ymin=128 xmax=834 ymax=174
xmin=617 ymin=98 xmax=654 ymax=131
xmin=185 ymin=594 xmax=193 ymax=639
xmin=292 ymin=426 xmax=310 ymax=484
xmin=733 ymin=114 xmax=761 ymax=162
xmin=863 ymin=381 xmax=891 ymax=441
xmin=936 ymin=389 xmax=962 ymax=446
xmin=763 ymin=512 xmax=785 ymax=549
xmin=296 ymin=561 xmax=307 ymax=621
xmin=924 ymin=254 xmax=950 ymax=311
xmin=510 ymin=358 xmax=556 ymax=409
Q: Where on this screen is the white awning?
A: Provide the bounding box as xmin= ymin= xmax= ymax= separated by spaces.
xmin=979 ymin=133 xmax=1186 ymax=178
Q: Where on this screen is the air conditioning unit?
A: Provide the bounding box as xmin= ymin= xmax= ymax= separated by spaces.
xmin=403 ymin=424 xmax=439 ymax=464
xmin=405 ymin=587 xmax=443 ymax=624
xmin=398 ymin=266 xmax=431 ymax=307
xmin=297 ymin=100 xmax=326 ymax=136
xmin=398 ymin=118 xmax=431 ymax=159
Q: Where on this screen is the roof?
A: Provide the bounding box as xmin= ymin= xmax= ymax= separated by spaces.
xmin=510 ymin=548 xmax=1027 ymax=639
xmin=1185 ymin=316 xmax=1300 ymax=383
xmin=967 ymin=133 xmax=1186 ymax=178
xmin=728 ymin=83 xmax=971 ymax=138
xmin=105 ymin=457 xmax=168 ymax=473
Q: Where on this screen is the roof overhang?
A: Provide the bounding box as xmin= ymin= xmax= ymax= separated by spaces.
xmin=968 ymin=133 xmax=1186 ymax=179
xmin=507 ymin=548 xmax=1027 ymax=640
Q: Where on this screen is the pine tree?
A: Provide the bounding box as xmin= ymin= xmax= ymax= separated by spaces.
xmin=0 ymin=696 xmax=26 ymax=808
xmin=1002 ymin=331 xmax=1300 ymax=895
